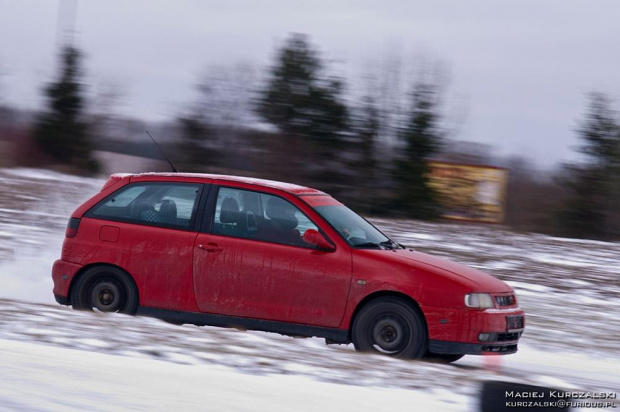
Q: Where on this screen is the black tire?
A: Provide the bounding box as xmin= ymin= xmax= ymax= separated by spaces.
xmin=352 ymin=297 xmax=428 ymax=359
xmin=424 ymin=353 xmax=465 ymax=364
xmin=70 ymin=266 xmax=138 ymax=314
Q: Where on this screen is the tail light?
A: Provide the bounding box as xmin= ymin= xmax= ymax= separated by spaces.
xmin=65 ymin=218 xmax=81 ymax=238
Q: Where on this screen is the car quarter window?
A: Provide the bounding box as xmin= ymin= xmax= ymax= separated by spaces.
xmin=212 ymin=187 xmax=318 ymax=247
xmin=87 ymin=182 xmax=202 ymax=229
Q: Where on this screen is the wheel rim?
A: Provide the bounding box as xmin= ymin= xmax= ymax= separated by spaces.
xmin=89 ymin=277 xmax=124 ymax=312
xmin=371 ymin=315 xmax=410 ymax=354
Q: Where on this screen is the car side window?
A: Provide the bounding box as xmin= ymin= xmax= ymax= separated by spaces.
xmin=212 ymin=187 xmax=318 ymax=247
xmin=88 ymin=183 xmax=202 ymax=229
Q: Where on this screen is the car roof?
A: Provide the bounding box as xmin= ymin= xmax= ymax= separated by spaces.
xmin=128 ymin=172 xmax=327 ymax=196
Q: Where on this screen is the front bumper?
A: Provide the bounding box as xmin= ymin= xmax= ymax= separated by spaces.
xmin=423 ymin=305 xmax=525 ymax=355
xmin=429 ymin=339 xmax=519 ymax=355
xmin=54 ymin=294 xmax=70 ymax=306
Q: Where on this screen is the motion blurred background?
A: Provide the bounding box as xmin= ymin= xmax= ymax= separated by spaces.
xmin=1 ymin=3 xmax=620 ymax=410
xmin=1 ymin=0 xmax=620 ymax=238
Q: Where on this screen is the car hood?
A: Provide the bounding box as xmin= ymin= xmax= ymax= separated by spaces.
xmin=392 ymin=249 xmax=512 ymax=292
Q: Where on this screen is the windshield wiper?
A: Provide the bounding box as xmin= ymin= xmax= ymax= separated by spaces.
xmin=380 ymin=240 xmax=401 ymax=250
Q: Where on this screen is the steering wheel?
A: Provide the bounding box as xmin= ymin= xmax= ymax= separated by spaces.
xmin=340 ymin=227 xmax=353 ymax=240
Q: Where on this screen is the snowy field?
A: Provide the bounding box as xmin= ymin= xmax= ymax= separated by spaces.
xmin=0 ymin=168 xmax=619 ymax=411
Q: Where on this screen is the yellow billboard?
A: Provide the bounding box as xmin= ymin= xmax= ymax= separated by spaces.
xmin=428 ymin=161 xmax=508 ymax=223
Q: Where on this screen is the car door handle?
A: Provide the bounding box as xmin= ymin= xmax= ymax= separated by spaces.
xmin=198 ymin=243 xmax=223 ymax=252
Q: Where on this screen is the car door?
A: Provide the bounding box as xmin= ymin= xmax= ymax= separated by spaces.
xmin=193 ymin=186 xmax=352 ymax=328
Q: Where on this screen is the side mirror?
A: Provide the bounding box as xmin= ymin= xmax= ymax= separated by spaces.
xmin=302 ymin=229 xmax=335 ymax=252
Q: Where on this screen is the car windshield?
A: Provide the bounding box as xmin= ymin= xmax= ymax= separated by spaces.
xmin=314 ymin=205 xmax=392 ymax=248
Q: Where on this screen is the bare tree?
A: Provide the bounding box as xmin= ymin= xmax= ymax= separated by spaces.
xmin=357 ymin=52 xmax=461 ymax=148
xmin=171 ymin=62 xmax=259 ymax=173
xmin=193 ymin=63 xmax=259 ymax=129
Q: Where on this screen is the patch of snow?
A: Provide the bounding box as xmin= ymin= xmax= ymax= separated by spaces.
xmin=574 ymin=295 xmax=606 ymax=306
xmin=530 ymin=253 xmax=594 ymax=268
xmin=442 ymin=243 xmax=476 ymax=252
xmin=567 ymin=279 xmax=592 ymax=287
xmin=546 ymin=236 xmax=614 ymax=246
xmin=76 ymin=338 xmax=111 ymax=348
xmin=0 ymin=207 xmax=67 ymax=218
xmin=0 ymin=243 xmax=60 ymax=304
xmin=1 ymin=168 xmax=102 ymax=185
xmin=481 ymin=260 xmax=519 ymax=270
xmin=506 ymin=281 xmax=552 ymax=293
xmin=0 ymin=339 xmax=464 ymax=412
xmin=165 ymin=352 xmax=201 ymax=365
xmin=399 ymin=232 xmax=440 ymax=241
xmin=531 ymin=375 xmax=578 ymax=390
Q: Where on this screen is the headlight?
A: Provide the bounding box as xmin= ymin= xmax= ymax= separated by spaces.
xmin=465 ymin=293 xmax=495 ymax=309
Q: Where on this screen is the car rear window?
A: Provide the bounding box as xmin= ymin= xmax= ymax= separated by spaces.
xmin=87 ymin=182 xmax=202 ymax=230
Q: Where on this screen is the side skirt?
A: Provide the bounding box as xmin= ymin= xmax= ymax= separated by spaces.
xmin=137 ymin=306 xmax=351 ymax=344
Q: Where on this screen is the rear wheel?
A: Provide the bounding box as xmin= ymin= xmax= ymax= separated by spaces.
xmin=70 ymin=266 xmax=138 ymax=314
xmin=352 ymin=297 xmax=428 ymax=359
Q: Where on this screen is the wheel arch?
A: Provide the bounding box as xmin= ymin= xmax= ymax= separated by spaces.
xmin=348 ymin=290 xmax=428 ymax=335
xmin=68 ymin=263 xmax=139 ymax=306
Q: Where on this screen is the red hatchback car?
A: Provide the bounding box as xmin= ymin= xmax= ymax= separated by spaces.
xmin=52 ymin=173 xmax=524 ymax=361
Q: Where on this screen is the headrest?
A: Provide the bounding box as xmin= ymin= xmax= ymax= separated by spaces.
xmin=220 ymin=197 xmax=240 ymax=224
xmin=266 ymin=197 xmax=293 ymax=219
xmin=265 ymin=197 xmax=298 ymax=230
xmin=130 ymin=200 xmax=150 ymax=219
xmin=160 ymin=199 xmax=177 ymax=220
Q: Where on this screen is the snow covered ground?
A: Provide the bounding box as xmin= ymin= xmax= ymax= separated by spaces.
xmin=0 ymin=168 xmax=619 ymax=411
xmin=0 ymin=339 xmax=465 ymax=412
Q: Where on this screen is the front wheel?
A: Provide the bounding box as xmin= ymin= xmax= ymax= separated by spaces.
xmin=70 ymin=266 xmax=138 ymax=314
xmin=352 ymin=297 xmax=428 ymax=359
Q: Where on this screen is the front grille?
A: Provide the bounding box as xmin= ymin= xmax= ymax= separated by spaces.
xmin=506 ymin=315 xmax=524 ymax=331
xmin=495 ymin=295 xmax=515 ymax=307
xmin=497 ymin=332 xmax=522 ymax=342
xmin=482 ymin=344 xmax=518 ymax=353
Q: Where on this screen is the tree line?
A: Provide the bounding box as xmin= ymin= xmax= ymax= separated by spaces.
xmin=1 ymin=34 xmax=619 ymax=241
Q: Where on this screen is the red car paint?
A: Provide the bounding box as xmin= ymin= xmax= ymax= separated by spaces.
xmin=52 ymin=173 xmax=524 ymax=356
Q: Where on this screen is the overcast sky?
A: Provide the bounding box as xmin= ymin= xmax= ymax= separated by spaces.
xmin=1 ymin=0 xmax=619 ymax=168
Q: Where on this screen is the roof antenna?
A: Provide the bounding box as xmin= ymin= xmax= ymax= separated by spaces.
xmin=145 ymin=130 xmax=178 ymax=173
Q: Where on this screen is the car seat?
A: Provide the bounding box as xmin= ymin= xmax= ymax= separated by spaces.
xmin=159 ymin=199 xmax=178 ymax=224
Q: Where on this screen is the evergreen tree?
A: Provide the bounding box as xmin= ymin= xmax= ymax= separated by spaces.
xmin=33 ymin=46 xmax=98 ymax=173
xmin=257 ymin=33 xmax=348 ymax=147
xmin=256 ymin=34 xmax=349 ymax=195
xmin=393 ymin=81 xmax=444 ymax=219
xmin=557 ymin=93 xmax=620 ymax=240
